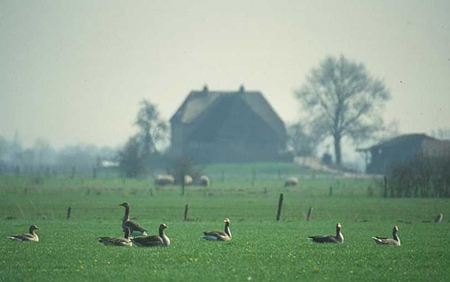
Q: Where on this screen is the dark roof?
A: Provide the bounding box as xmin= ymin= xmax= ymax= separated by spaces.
xmin=358 ymin=134 xmax=435 ymax=151
xmin=170 ymin=87 xmax=286 ymax=139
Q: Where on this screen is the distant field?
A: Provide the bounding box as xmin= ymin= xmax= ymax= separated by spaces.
xmin=0 ymin=174 xmax=449 ymax=281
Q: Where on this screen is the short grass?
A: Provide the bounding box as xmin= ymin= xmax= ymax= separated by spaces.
xmin=0 ymin=176 xmax=449 ymax=281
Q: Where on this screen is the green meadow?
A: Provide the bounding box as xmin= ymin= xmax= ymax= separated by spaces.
xmin=0 ymin=172 xmax=449 ymax=281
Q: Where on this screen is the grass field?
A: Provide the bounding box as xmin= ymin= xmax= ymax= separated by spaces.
xmin=0 ymin=174 xmax=449 ymax=281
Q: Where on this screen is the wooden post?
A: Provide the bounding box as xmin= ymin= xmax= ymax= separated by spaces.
xmin=276 ymin=193 xmax=284 ymax=221
xmin=383 ymin=176 xmax=388 ymax=198
xmin=251 ymin=169 xmax=256 ymax=185
xmin=329 ymin=186 xmax=333 ymax=197
xmin=67 ymin=206 xmax=72 ymax=220
xmin=184 ymin=204 xmax=189 ymax=221
xmin=181 ymin=174 xmax=186 ymax=196
xmin=307 ymin=206 xmax=314 ymax=221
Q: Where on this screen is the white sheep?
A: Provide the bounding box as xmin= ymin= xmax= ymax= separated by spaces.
xmin=184 ymin=175 xmax=193 ymax=186
xmin=199 ymin=175 xmax=210 ymax=187
xmin=284 ymin=177 xmax=299 ymax=187
xmin=154 ymin=175 xmax=175 ymax=186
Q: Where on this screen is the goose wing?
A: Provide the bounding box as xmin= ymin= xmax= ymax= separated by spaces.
xmin=372 ymin=237 xmax=400 ymax=246
xmin=8 ymin=233 xmax=37 ymax=242
xmin=203 ymin=230 xmax=229 ymax=241
xmin=132 ymin=235 xmax=163 ymax=247
xmin=124 ymin=220 xmax=147 ymax=235
xmin=308 ymin=235 xmax=339 ymax=243
xmin=98 ymin=236 xmax=132 ymax=247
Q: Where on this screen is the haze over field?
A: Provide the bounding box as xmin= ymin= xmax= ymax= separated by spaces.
xmin=1 ymin=0 xmax=449 ymax=150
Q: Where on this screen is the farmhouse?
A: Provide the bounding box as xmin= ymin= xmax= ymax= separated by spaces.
xmin=358 ymin=133 xmax=450 ymax=174
xmin=170 ymin=85 xmax=287 ymax=163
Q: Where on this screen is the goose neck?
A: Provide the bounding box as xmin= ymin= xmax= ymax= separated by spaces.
xmin=123 ymin=206 xmax=130 ymax=221
xmin=224 ymin=223 xmax=231 ymax=238
xmin=393 ymin=231 xmax=400 ymax=242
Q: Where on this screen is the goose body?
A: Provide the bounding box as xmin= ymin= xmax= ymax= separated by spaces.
xmin=132 ymin=224 xmax=170 ymax=247
xmin=119 ymin=202 xmax=148 ymax=236
xmin=309 ymin=223 xmax=344 ymax=243
xmin=202 ymin=218 xmax=231 ymax=241
xmin=8 ymin=225 xmax=39 ymax=242
xmin=98 ymin=228 xmax=133 ymax=247
xmin=372 ymin=226 xmax=401 ymax=246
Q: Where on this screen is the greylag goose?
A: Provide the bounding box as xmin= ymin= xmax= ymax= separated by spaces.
xmin=119 ymin=202 xmax=148 ymax=236
xmin=98 ymin=228 xmax=133 ymax=247
xmin=132 ymin=223 xmax=170 ymax=247
xmin=435 ymin=213 xmax=443 ymax=223
xmin=8 ymin=225 xmax=39 ymax=242
xmin=372 ymin=226 xmax=401 ymax=246
xmin=308 ymin=223 xmax=344 ymax=243
xmin=202 ymin=218 xmax=232 ymax=241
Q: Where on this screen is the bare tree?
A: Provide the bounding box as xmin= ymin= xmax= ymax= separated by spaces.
xmin=287 ymin=122 xmax=319 ymax=157
xmin=295 ymin=55 xmax=391 ymax=166
xmin=135 ymin=99 xmax=168 ymax=156
xmin=118 ymin=135 xmax=144 ymax=178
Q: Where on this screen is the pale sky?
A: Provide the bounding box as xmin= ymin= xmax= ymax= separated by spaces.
xmin=1 ymin=0 xmax=449 ymax=150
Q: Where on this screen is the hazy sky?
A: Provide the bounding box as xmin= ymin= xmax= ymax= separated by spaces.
xmin=1 ymin=0 xmax=449 ymax=150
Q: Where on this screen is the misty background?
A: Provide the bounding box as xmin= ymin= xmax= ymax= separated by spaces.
xmin=1 ymin=0 xmax=449 ymax=172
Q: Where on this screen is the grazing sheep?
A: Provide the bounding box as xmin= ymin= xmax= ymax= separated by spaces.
xmin=284 ymin=177 xmax=299 ymax=187
xmin=184 ymin=175 xmax=193 ymax=186
xmin=199 ymin=175 xmax=210 ymax=187
xmin=154 ymin=175 xmax=175 ymax=186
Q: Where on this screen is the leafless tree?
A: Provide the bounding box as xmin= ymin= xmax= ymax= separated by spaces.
xmin=287 ymin=122 xmax=319 ymax=157
xmin=135 ymin=99 xmax=168 ymax=156
xmin=295 ymin=55 xmax=391 ymax=166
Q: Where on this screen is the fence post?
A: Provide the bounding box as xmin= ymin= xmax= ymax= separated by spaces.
xmin=67 ymin=207 xmax=72 ymax=220
xmin=184 ymin=204 xmax=189 ymax=221
xmin=307 ymin=206 xmax=314 ymax=221
xmin=383 ymin=176 xmax=388 ymax=198
xmin=276 ymin=193 xmax=284 ymax=221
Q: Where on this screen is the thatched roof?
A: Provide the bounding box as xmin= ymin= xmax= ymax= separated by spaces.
xmin=170 ymin=86 xmax=286 ymax=141
xmin=357 ymin=134 xmax=434 ymax=151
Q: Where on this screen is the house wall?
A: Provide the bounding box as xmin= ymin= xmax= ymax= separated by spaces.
xmin=366 ymin=140 xmax=424 ymax=174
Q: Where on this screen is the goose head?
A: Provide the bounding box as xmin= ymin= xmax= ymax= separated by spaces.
xmin=393 ymin=226 xmax=399 ymax=233
xmin=159 ymin=223 xmax=168 ymax=231
xmin=224 ymin=218 xmax=231 ymax=225
xmin=119 ymin=203 xmax=130 ymax=208
xmin=29 ymin=225 xmax=39 ymax=233
xmin=336 ymin=223 xmax=342 ymax=230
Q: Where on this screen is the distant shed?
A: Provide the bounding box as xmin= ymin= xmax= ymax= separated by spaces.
xmin=358 ymin=134 xmax=450 ymax=174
